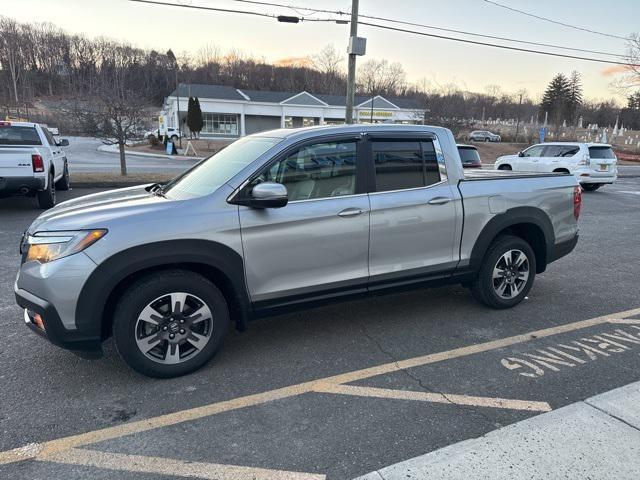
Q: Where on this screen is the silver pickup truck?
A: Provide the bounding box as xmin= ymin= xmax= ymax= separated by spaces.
xmin=15 ymin=125 xmax=581 ymax=377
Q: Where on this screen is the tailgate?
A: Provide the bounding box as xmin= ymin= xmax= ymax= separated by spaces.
xmin=0 ymin=148 xmax=36 ymax=178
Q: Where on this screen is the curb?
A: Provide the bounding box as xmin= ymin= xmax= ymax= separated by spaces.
xmin=97 ymin=145 xmax=204 ymax=161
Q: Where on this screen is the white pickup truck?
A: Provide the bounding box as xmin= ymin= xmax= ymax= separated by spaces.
xmin=0 ymin=121 xmax=70 ymax=208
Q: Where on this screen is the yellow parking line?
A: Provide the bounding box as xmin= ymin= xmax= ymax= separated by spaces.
xmin=1 ymin=306 xmax=639 ymax=466
xmin=42 ymin=448 xmax=325 ymax=480
xmin=313 ymin=383 xmax=552 ymax=412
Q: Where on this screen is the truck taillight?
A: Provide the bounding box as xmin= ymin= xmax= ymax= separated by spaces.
xmin=32 ymin=154 xmax=44 ymax=173
xmin=573 ymin=186 xmax=582 ymax=220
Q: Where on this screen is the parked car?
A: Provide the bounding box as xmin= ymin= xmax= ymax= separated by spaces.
xmin=0 ymin=121 xmax=70 ymax=208
xmin=145 ymin=127 xmax=182 ymax=143
xmin=469 ymin=130 xmax=501 ymax=142
xmin=494 ymin=142 xmax=618 ymax=191
xmin=457 ymin=144 xmax=482 ymax=168
xmin=15 ymin=124 xmax=580 ymax=377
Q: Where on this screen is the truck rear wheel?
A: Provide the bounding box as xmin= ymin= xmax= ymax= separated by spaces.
xmin=113 ymin=270 xmax=230 ymax=378
xmin=582 ymin=184 xmax=600 ymax=192
xmin=37 ymin=172 xmax=56 ymax=209
xmin=471 ymin=235 xmax=536 ymax=309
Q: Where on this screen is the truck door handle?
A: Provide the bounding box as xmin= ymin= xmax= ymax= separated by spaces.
xmin=338 ymin=208 xmax=366 ymax=217
xmin=428 ymin=197 xmax=452 ymax=205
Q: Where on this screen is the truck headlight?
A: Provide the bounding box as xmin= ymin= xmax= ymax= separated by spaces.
xmin=26 ymin=230 xmax=107 ymax=264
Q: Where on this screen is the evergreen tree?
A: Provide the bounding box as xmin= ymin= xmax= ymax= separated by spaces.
xmin=540 ymin=73 xmax=570 ymax=134
xmin=186 ymin=96 xmax=196 ymax=138
xmin=628 ymin=92 xmax=640 ymax=109
xmin=193 ymin=97 xmax=204 ymax=138
xmin=566 ymin=71 xmax=583 ymax=126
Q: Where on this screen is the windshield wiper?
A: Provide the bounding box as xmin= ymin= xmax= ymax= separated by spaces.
xmin=147 ymin=183 xmax=166 ymax=197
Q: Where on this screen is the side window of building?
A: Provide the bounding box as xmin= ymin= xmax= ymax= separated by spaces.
xmin=372 ymin=139 xmax=441 ymax=192
xmin=251 ymin=140 xmax=357 ymax=202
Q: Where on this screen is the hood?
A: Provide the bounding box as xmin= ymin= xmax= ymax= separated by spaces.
xmin=28 ymin=184 xmax=178 ymax=232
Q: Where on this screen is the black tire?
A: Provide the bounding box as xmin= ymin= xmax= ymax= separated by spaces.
xmin=55 ymin=162 xmax=70 ymax=191
xmin=581 ymin=184 xmax=600 ymax=192
xmin=113 ymin=270 xmax=230 ymax=378
xmin=471 ymin=235 xmax=536 ymax=309
xmin=37 ymin=171 xmax=56 ymax=209
xmin=498 ymin=164 xmax=512 ymax=171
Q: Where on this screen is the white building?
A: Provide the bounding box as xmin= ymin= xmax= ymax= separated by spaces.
xmin=164 ymin=84 xmax=425 ymax=138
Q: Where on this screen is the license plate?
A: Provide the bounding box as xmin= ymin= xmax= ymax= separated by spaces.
xmin=600 ymin=164 xmax=607 ymax=171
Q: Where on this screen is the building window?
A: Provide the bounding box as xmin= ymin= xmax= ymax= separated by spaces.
xmin=202 ymin=113 xmax=239 ymax=135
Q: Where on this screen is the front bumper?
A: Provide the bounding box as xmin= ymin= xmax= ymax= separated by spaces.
xmin=16 ymin=285 xmax=103 ymax=357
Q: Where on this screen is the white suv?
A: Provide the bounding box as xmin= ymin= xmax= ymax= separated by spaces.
xmin=495 ymin=142 xmax=617 ymax=191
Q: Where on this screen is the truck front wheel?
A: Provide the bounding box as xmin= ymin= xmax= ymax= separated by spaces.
xmin=471 ymin=235 xmax=536 ymax=309
xmin=113 ymin=270 xmax=230 ymax=378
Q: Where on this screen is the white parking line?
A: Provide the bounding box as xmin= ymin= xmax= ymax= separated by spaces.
xmin=43 ymin=448 xmax=325 ymax=480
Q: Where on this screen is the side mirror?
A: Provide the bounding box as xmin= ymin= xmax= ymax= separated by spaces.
xmin=518 ymin=151 xmax=524 ymax=157
xmin=249 ymin=182 xmax=288 ymax=208
xmin=58 ymin=139 xmax=69 ymax=147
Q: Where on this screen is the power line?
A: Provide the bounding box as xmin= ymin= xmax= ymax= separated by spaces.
xmin=128 ymin=0 xmax=336 ymax=22
xmin=358 ymin=21 xmax=638 ymax=67
xmin=225 ymin=0 xmax=626 ymax=58
xmin=129 ymin=1 xmax=639 ymax=67
xmin=483 ymin=0 xmax=629 ymax=41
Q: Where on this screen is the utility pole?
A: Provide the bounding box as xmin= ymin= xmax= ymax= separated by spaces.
xmin=345 ymin=0 xmax=360 ymax=124
xmin=175 ymin=70 xmax=183 ymax=149
xmin=514 ymin=91 xmax=523 ymax=143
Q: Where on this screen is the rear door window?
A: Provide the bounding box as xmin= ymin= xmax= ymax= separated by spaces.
xmin=589 ymin=146 xmax=616 ymax=159
xmin=372 ymin=139 xmax=441 ymax=192
xmin=0 ymin=125 xmax=42 ymax=146
xmin=542 ymin=145 xmax=580 ymax=157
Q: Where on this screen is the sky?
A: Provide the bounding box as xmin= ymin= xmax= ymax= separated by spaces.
xmin=3 ymin=0 xmax=638 ymax=102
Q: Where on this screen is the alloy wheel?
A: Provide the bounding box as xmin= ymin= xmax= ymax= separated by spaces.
xmin=134 ymin=292 xmax=213 ymax=364
xmin=492 ymin=249 xmax=529 ymax=299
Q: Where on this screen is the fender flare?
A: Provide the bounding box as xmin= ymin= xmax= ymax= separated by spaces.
xmin=75 ymin=239 xmax=251 ymax=337
xmin=468 ymin=207 xmax=555 ymax=274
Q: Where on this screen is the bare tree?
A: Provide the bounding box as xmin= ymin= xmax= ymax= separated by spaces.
xmin=358 ymin=59 xmax=407 ymax=97
xmin=0 ymin=17 xmax=24 ymax=103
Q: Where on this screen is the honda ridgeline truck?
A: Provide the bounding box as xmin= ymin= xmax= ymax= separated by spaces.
xmin=15 ymin=125 xmax=581 ymax=377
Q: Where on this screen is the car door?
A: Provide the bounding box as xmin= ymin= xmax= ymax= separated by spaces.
xmin=516 ymin=144 xmax=545 ymax=172
xmin=540 ymin=144 xmax=580 ymax=172
xmin=366 ymin=135 xmax=460 ymax=287
xmin=238 ymin=136 xmax=371 ymax=306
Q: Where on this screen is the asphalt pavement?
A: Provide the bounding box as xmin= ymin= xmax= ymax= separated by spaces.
xmin=63 ymin=136 xmax=199 ymax=173
xmin=0 ymin=177 xmax=640 ymax=479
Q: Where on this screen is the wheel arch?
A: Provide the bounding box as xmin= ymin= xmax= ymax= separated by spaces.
xmin=469 ymin=207 xmax=555 ymax=275
xmin=75 ymin=240 xmax=252 ymax=342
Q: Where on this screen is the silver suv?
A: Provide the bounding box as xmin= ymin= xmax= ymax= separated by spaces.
xmin=15 ymin=125 xmax=580 ymax=377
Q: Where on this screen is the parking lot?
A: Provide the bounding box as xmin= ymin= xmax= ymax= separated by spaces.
xmin=1 ymin=175 xmax=640 ymax=479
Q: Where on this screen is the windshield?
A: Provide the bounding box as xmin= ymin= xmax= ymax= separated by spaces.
xmin=0 ymin=125 xmax=42 ymax=145
xmin=458 ymin=147 xmax=480 ymax=163
xmin=163 ymin=136 xmax=281 ymax=200
xmin=589 ymin=146 xmax=615 ymax=159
